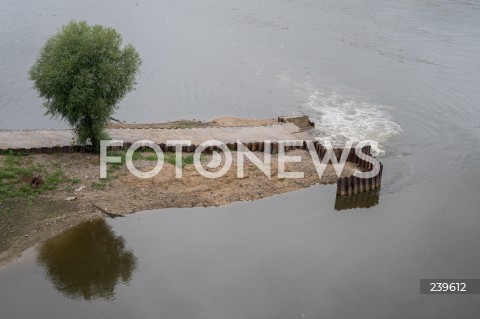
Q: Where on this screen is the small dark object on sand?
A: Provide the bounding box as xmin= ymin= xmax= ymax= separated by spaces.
xmin=30 ymin=175 xmax=44 ymax=188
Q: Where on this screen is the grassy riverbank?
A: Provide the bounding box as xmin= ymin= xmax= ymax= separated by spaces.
xmin=0 ymin=149 xmax=196 ymax=254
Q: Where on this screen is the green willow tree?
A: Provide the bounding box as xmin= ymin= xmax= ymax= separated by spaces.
xmin=29 ymin=21 xmax=141 ymax=150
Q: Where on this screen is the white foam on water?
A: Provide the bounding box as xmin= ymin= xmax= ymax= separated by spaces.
xmin=277 ymin=73 xmax=403 ymax=156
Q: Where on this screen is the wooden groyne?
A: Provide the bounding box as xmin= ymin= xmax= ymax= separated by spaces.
xmin=336 ymin=164 xmax=383 ymax=196
xmin=335 ymin=144 xmax=383 ymax=196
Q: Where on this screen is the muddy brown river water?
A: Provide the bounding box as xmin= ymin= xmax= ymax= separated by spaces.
xmin=1 ymin=186 xmax=480 ymax=318
xmin=1 ymin=0 xmax=480 ymax=318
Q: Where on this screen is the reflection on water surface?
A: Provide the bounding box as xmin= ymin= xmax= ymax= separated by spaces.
xmin=334 ymin=191 xmax=380 ymax=211
xmin=37 ymin=219 xmax=137 ymax=301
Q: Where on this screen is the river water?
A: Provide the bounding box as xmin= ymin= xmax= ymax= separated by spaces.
xmin=1 ymin=0 xmax=480 ymax=318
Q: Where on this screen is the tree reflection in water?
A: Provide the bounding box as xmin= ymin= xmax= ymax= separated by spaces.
xmin=37 ymin=219 xmax=137 ymax=301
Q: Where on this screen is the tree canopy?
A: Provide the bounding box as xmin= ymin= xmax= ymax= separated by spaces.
xmin=29 ymin=21 xmax=141 ymax=150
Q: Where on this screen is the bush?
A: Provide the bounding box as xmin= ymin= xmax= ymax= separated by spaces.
xmin=29 ymin=21 xmax=142 ymax=151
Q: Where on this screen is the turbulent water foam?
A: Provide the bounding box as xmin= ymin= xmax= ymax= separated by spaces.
xmin=278 ymin=73 xmax=402 ymax=156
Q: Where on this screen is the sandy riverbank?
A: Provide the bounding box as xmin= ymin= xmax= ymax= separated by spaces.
xmin=0 ymin=116 xmax=359 ymax=265
xmin=0 ymin=148 xmax=356 ymax=266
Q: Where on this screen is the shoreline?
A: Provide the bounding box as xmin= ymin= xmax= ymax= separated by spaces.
xmin=0 ymin=148 xmax=356 ymax=267
xmin=0 ymin=116 xmax=378 ymax=266
xmin=2 ymin=116 xmax=302 ymax=265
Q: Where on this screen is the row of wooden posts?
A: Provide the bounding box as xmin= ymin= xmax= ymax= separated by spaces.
xmin=1 ymin=140 xmax=382 ymax=196
xmin=336 ymin=164 xmax=383 ymax=196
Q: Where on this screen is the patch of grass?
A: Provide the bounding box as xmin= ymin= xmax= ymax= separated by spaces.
xmin=132 ymin=149 xmax=143 ymax=160
xmin=162 ymin=153 xmax=177 ymax=166
xmin=145 ymin=154 xmax=158 ymax=161
xmin=71 ymin=177 xmax=80 ymax=184
xmin=104 ymin=149 xmax=146 ymax=177
xmin=105 ymin=150 xmax=125 ymax=173
xmin=43 ymin=169 xmax=67 ymax=190
xmin=107 ymin=149 xmax=144 ymax=163
xmin=161 ymin=153 xmax=196 ymax=168
xmin=91 ymin=181 xmax=107 ymax=190
xmin=103 ymin=149 xmax=198 ymax=172
xmin=183 ymin=155 xmax=194 ymax=165
xmin=175 ymin=121 xmax=198 ymax=129
xmin=0 ymin=154 xmax=67 ymax=203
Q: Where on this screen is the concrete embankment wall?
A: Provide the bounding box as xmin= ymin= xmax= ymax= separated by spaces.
xmin=0 ymin=123 xmax=311 ymax=149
